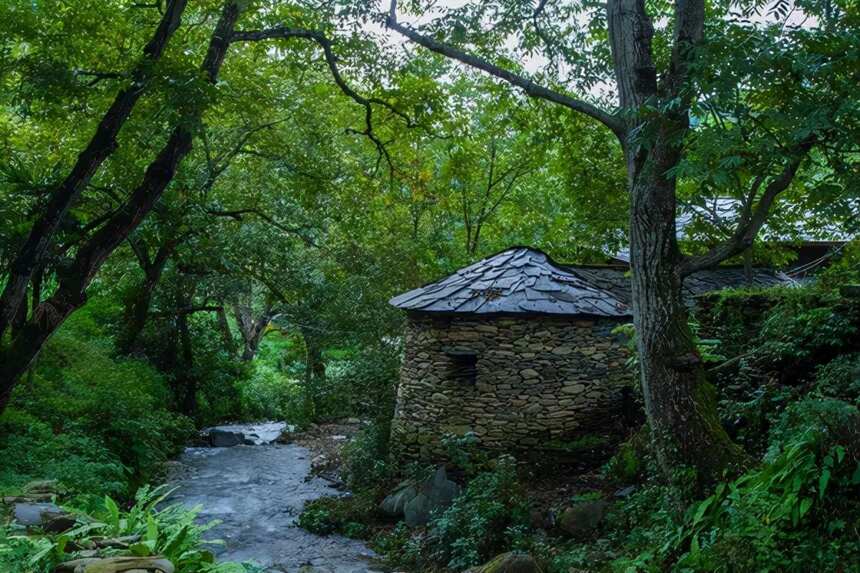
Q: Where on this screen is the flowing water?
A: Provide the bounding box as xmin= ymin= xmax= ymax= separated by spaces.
xmin=168 ymin=423 xmax=382 ymax=573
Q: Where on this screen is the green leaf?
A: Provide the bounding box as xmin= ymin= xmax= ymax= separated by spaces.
xmin=819 ymin=468 xmax=831 ymax=500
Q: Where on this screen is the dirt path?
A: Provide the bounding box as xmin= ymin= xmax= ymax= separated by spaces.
xmin=168 ymin=423 xmax=382 ymax=573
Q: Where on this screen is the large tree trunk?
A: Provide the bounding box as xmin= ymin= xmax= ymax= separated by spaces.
xmin=627 ymin=138 xmax=745 ymax=491
xmin=0 ymin=1 xmax=242 ymax=413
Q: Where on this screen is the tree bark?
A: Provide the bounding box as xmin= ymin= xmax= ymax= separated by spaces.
xmin=119 ymin=236 xmax=181 ymax=354
xmin=0 ymin=0 xmax=189 ymax=338
xmin=609 ymin=0 xmax=746 ymax=488
xmin=232 ymin=303 xmax=273 ymax=361
xmin=627 ymin=143 xmax=746 ymax=490
xmin=215 ymin=304 xmax=238 ymax=355
xmin=175 ymin=284 xmax=198 ymax=416
xmin=0 ymin=0 xmax=242 ymax=413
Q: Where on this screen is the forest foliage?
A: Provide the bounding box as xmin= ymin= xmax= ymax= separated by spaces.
xmin=1 ymin=0 xmax=859 ymax=572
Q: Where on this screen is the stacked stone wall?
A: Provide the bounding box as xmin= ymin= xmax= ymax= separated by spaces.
xmin=390 ymin=313 xmax=632 ymax=460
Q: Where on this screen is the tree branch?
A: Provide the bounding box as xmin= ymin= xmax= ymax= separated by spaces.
xmin=230 ymin=27 xmax=417 ymax=175
xmin=203 ymin=207 xmax=318 ymax=247
xmin=386 ymin=0 xmax=625 ymax=139
xmin=680 ymin=143 xmax=813 ymax=275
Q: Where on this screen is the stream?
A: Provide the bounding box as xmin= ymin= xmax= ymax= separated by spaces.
xmin=168 ymin=422 xmax=383 ymax=573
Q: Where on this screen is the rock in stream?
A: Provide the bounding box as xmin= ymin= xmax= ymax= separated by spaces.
xmin=168 ymin=422 xmax=382 ymax=573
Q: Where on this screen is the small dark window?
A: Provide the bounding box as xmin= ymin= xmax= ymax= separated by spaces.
xmin=447 ymin=350 xmax=478 ymax=385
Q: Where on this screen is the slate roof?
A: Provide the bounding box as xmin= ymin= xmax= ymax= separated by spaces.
xmin=389 ymin=247 xmax=792 ymax=317
xmin=612 ymin=198 xmax=855 ymax=264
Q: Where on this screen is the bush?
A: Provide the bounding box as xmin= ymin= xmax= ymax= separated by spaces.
xmin=297 ymin=492 xmax=379 ymax=538
xmin=340 ymin=422 xmax=391 ymax=492
xmin=815 ymin=353 xmax=860 ymax=405
xmin=315 ymin=345 xmax=400 ymax=422
xmin=235 ymin=363 xmax=308 ymax=425
xmin=669 ymin=398 xmax=860 ymax=572
xmin=1 ymin=307 xmax=194 ymax=497
xmin=0 ymin=485 xmax=258 ymax=573
xmin=426 ymin=456 xmax=530 ymax=571
xmin=0 ymin=410 xmax=127 ymax=499
xmin=756 ymin=291 xmax=859 ymax=372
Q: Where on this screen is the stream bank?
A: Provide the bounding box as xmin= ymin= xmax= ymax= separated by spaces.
xmin=168 ymin=422 xmax=383 ymax=573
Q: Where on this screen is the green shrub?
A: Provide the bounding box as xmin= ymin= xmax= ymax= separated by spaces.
xmin=371 ymin=522 xmax=426 ymax=571
xmin=0 ymin=485 xmax=257 ymax=573
xmin=235 ymin=363 xmax=308 ymax=425
xmin=442 ymin=432 xmax=492 ymax=477
xmin=815 ymin=353 xmax=860 ymax=405
xmin=2 ymin=307 xmax=194 ymax=496
xmin=426 ymin=456 xmax=530 ymax=571
xmin=757 ymin=292 xmax=859 ymax=370
xmin=0 ymin=409 xmax=127 ymax=499
xmin=296 ymin=492 xmax=380 ymax=538
xmin=340 ymin=422 xmax=390 ymax=492
xmin=669 ymin=399 xmax=860 ymax=572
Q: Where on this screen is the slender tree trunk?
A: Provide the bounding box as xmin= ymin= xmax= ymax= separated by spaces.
xmin=233 ymin=303 xmax=272 ymax=361
xmin=215 ymin=304 xmax=237 ymax=355
xmin=120 ymin=266 xmax=165 ymax=354
xmin=301 ymin=328 xmax=325 ymax=420
xmin=119 ymin=236 xmax=181 ymax=354
xmin=176 ymin=296 xmax=198 ymax=416
xmin=0 ymin=1 xmax=241 ymax=413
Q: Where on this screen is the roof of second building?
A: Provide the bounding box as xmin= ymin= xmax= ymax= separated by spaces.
xmin=389 ymin=247 xmax=792 ymax=317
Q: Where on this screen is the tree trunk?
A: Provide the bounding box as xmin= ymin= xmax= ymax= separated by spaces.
xmin=120 ymin=267 xmax=164 ymax=354
xmin=215 ymin=305 xmax=237 ymax=355
xmin=0 ymin=0 xmax=241 ymax=414
xmin=119 ymin=236 xmax=181 ymax=354
xmin=176 ymin=294 xmax=198 ymax=416
xmin=301 ymin=328 xmax=325 ymax=420
xmin=233 ymin=304 xmax=272 ymax=361
xmin=627 ymin=142 xmax=746 ymax=491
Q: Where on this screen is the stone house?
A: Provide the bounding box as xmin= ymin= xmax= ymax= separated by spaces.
xmin=388 ymin=247 xmax=787 ymax=460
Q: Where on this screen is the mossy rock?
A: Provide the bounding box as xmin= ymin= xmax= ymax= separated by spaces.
xmin=471 ymin=552 xmax=542 ymax=573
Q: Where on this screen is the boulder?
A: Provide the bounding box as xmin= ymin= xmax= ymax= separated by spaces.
xmin=557 ymin=501 xmax=609 ymax=537
xmin=44 ymin=512 xmax=78 ymax=533
xmin=208 ymin=428 xmax=244 ymax=447
xmin=24 ymin=479 xmax=60 ymax=494
xmin=471 ymin=552 xmax=542 ymax=573
xmin=379 ymin=483 xmax=418 ymax=517
xmin=403 ymin=466 xmax=460 ymax=527
xmin=13 ymin=502 xmax=63 ymax=526
xmin=381 ymin=466 xmax=461 ymax=526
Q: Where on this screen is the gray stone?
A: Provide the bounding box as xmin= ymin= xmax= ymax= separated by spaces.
xmin=472 ymin=552 xmax=542 ymax=573
xmin=558 ymin=501 xmax=609 ymax=537
xmin=380 ymin=483 xmax=418 ymax=517
xmin=209 ymin=428 xmax=244 ymax=447
xmin=403 ymin=466 xmax=461 ymax=527
xmin=13 ymin=502 xmax=62 ymax=526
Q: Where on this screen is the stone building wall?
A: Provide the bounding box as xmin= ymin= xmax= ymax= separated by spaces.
xmin=390 ymin=313 xmax=632 ymax=460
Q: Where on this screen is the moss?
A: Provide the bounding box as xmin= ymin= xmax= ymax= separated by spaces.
xmin=604 ymin=427 xmax=648 ymax=485
xmin=543 ymin=434 xmax=609 ymax=453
